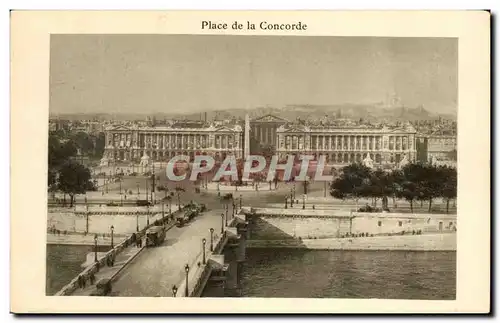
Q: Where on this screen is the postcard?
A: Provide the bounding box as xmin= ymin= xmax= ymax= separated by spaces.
xmin=10 ymin=10 xmax=490 ymax=314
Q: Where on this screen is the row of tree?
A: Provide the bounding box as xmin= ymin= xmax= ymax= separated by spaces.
xmin=330 ymin=163 xmax=457 ymax=213
xmin=49 ymin=130 xmax=105 ymax=160
xmin=48 ymin=132 xmax=99 ymax=206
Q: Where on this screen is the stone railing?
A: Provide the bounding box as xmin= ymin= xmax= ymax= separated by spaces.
xmin=54 ymin=209 xmax=182 ymax=296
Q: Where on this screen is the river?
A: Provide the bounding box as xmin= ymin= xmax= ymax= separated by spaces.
xmin=203 ymin=248 xmax=456 ymax=300
xmin=46 ymin=244 xmax=111 ymax=295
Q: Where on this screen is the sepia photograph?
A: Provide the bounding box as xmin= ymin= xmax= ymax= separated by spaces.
xmin=46 ymin=34 xmax=458 ymax=299
xmin=10 ymin=11 xmax=490 ymax=314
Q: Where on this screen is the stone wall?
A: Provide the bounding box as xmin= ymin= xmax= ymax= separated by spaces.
xmin=249 ymin=212 xmax=457 ymax=240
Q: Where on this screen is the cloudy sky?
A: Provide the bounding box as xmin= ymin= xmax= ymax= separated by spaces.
xmin=49 ymin=35 xmax=457 ymax=115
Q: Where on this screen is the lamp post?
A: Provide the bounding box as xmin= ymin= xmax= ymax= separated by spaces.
xmin=94 ymin=234 xmax=98 ymax=263
xmin=302 ymin=194 xmax=306 ymax=210
xmin=239 ymin=194 xmax=242 ymax=210
xmin=225 ymin=204 xmax=228 ymax=226
xmin=110 ymin=225 xmax=114 ymax=248
xmin=221 ymin=213 xmax=224 ymax=234
xmin=210 ymin=228 xmax=214 ymax=251
xmin=172 ymin=285 xmax=178 ymax=297
xmin=136 ymin=211 xmax=139 ymax=232
xmin=285 ymin=195 xmax=288 ymax=209
xmin=146 ymin=206 xmax=150 ymax=226
xmin=202 ymin=238 xmax=207 ymax=264
xmin=184 ymin=264 xmax=190 ymax=297
xmin=146 ymin=178 xmax=149 ymax=202
xmin=290 ymin=189 xmax=294 ymax=207
xmin=137 ymin=183 xmax=140 ymax=197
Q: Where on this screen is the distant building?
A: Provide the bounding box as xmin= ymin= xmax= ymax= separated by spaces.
xmin=426 ymin=135 xmax=457 ymax=162
xmin=250 ymin=114 xmax=288 ymax=153
xmin=276 ymin=123 xmax=418 ymax=166
xmin=415 ymin=134 xmax=457 ymax=165
xmin=103 ymin=123 xmax=243 ymax=162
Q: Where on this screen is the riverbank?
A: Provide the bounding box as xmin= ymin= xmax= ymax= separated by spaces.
xmin=246 ymin=232 xmax=456 ymax=251
xmin=47 ymin=233 xmax=128 ymax=246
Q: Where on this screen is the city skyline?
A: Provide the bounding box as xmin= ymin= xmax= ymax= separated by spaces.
xmin=49 ymin=35 xmax=457 ymax=116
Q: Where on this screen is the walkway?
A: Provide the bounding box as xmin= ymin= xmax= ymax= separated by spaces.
xmin=70 ymin=244 xmax=144 ymax=296
xmin=111 ymin=209 xmax=225 ymax=297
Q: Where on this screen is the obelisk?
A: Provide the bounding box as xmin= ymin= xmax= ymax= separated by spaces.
xmin=244 ymin=113 xmax=250 ymax=159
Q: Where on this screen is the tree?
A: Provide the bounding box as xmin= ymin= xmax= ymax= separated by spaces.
xmin=439 ymin=166 xmax=457 ymax=213
xmin=94 ymin=132 xmax=106 ymax=158
xmin=72 ymin=131 xmax=94 ymax=156
xmin=330 ymin=163 xmax=372 ymax=202
xmin=58 ymin=161 xmax=94 ymax=207
xmin=48 ymin=133 xmax=77 ymax=170
xmin=420 ymin=165 xmax=443 ymax=212
xmin=366 ymin=169 xmax=392 ymax=207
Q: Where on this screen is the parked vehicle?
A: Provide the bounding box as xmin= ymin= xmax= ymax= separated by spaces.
xmin=136 ymin=200 xmax=153 ymax=206
xmin=89 ymin=278 xmax=112 ymax=296
xmin=145 ymin=226 xmax=166 ymax=247
xmin=176 ymin=215 xmax=189 ymax=227
xmin=106 ymin=201 xmax=119 ymax=207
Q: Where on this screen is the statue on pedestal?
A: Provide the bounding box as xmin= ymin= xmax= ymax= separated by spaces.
xmin=99 ymin=155 xmax=109 ymax=167
xmin=140 ymin=153 xmax=150 ymax=167
xmin=363 ymin=153 xmax=374 ymax=169
xmin=399 ymin=154 xmax=410 ymax=169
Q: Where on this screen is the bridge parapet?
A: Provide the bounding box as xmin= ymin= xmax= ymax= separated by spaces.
xmin=55 ymin=208 xmax=183 ymax=296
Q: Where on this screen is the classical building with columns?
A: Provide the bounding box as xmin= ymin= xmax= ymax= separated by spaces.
xmin=276 ymin=123 xmax=418 ymax=166
xmin=250 ymin=114 xmax=288 ymax=152
xmin=103 ymin=123 xmax=243 ymax=162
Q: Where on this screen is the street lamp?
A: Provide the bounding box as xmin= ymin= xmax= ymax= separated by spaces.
xmin=210 ymin=228 xmax=214 ymax=251
xmin=172 ymin=285 xmax=178 ymax=297
xmin=202 ymin=238 xmax=207 ymax=264
xmin=146 ymin=205 xmax=150 ymax=226
xmin=136 ymin=211 xmax=139 ymax=232
xmin=290 ymin=189 xmax=294 ymax=207
xmin=285 ymin=195 xmax=288 ymax=209
xmin=94 ymin=234 xmax=98 ymax=263
xmin=302 ymin=194 xmax=306 ymax=210
xmin=110 ymin=225 xmax=114 ymax=248
xmin=136 ymin=183 xmax=140 ymax=197
xmin=225 ymin=204 xmax=228 ymax=226
xmin=221 ymin=213 xmax=224 ymax=234
xmin=239 ymin=194 xmax=242 ymax=209
xmin=184 ymin=264 xmax=190 ymax=297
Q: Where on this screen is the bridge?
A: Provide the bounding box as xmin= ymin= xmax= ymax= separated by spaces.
xmin=56 ymin=202 xmax=249 ymax=297
xmin=55 ymin=201 xmax=456 ymax=297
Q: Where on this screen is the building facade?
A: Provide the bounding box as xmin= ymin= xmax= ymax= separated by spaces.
xmin=103 ymin=124 xmax=243 ymax=162
xmin=250 ymin=114 xmax=288 ymax=153
xmin=426 ymin=135 xmax=457 ymax=162
xmin=276 ymin=124 xmax=418 ymax=166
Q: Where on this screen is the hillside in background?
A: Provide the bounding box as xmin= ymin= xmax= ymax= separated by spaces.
xmin=50 ymin=103 xmax=456 ymax=122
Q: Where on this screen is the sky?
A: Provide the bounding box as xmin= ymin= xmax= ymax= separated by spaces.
xmin=49 ymin=35 xmax=457 ymax=115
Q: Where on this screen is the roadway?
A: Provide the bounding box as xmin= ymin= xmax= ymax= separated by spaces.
xmin=111 ymin=209 xmax=225 ymax=297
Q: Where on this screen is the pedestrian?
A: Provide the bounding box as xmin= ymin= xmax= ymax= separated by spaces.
xmin=90 ymin=272 xmax=95 ymax=285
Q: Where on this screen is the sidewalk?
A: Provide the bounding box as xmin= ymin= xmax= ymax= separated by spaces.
xmin=70 ymin=244 xmax=144 ymax=296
